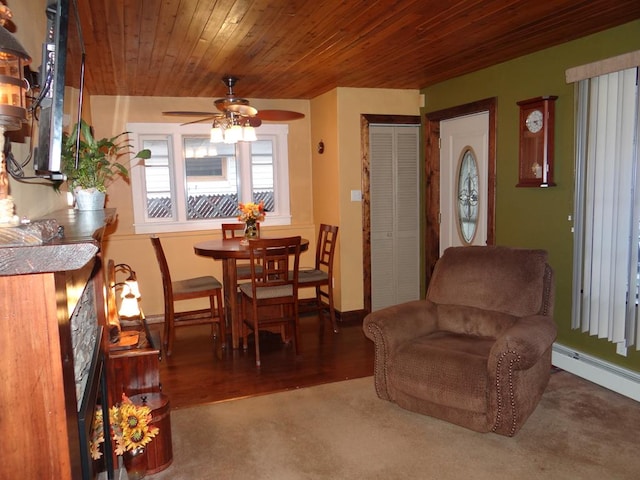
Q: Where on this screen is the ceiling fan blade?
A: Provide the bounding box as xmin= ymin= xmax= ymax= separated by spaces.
xmin=163 ymin=111 xmax=217 ymax=117
xmin=246 ymin=117 xmax=262 ymax=127
xmin=180 ymin=115 xmax=222 ymax=126
xmin=257 ymin=110 xmax=305 ymax=121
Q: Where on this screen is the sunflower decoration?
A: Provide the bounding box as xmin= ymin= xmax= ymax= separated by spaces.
xmin=110 ymin=394 xmax=159 ymax=455
xmin=89 ymin=394 xmax=159 ymax=459
xmin=89 ymin=409 xmax=106 ymax=460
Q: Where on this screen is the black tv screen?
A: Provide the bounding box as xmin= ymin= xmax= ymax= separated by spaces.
xmin=33 ymin=0 xmax=85 ymax=180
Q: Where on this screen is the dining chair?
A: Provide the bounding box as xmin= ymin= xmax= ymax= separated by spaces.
xmin=239 ymin=236 xmax=302 ymax=367
xmin=150 ymin=236 xmax=226 ymax=356
xmin=221 ymin=222 xmax=262 ymax=280
xmin=297 ymin=224 xmax=339 ymax=333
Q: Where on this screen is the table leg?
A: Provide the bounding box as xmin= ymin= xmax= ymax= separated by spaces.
xmin=222 ymin=258 xmax=240 ymax=349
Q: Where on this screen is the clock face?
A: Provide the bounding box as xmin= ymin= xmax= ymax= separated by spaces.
xmin=525 ymin=109 xmax=544 ymax=133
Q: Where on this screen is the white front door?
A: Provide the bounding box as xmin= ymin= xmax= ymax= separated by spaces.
xmin=439 ymin=112 xmax=489 ymax=254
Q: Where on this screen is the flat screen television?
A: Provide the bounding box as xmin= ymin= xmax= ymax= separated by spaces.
xmin=32 ymin=0 xmax=85 ymax=180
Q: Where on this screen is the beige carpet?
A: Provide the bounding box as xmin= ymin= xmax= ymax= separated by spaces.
xmin=147 ymin=371 xmax=639 ymax=479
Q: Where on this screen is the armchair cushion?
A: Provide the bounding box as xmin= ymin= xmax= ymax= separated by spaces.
xmin=391 ymin=332 xmax=494 ymax=413
xmin=427 ymin=245 xmax=550 ymax=317
xmin=364 ymin=245 xmax=557 ymax=437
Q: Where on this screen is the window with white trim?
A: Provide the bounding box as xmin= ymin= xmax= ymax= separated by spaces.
xmin=127 ymin=123 xmax=291 ymax=234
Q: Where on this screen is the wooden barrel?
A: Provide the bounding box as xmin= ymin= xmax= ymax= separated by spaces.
xmin=130 ymin=393 xmax=173 ymax=474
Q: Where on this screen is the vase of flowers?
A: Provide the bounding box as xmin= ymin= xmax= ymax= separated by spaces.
xmin=89 ymin=394 xmax=159 ymax=479
xmin=237 ymin=201 xmax=266 ymax=245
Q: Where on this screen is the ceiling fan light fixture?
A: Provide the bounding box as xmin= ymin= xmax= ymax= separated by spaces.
xmin=243 ymin=125 xmax=257 ymax=142
xmin=224 ymin=124 xmax=243 ymax=144
xmin=210 ymin=113 xmax=257 ymax=144
xmin=210 ymin=126 xmax=224 ymax=143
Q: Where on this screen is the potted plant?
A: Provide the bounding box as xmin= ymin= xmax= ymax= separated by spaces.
xmin=60 ymin=120 xmax=151 ymax=210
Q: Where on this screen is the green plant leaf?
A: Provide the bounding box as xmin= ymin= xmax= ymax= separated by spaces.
xmin=58 ymin=121 xmax=151 ymax=192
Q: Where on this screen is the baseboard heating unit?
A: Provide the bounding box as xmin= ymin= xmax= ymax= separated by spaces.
xmin=552 ymin=343 xmax=640 ymax=402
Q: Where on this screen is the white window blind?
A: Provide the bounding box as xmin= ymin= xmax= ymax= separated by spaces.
xmin=572 ymin=66 xmax=640 ymax=350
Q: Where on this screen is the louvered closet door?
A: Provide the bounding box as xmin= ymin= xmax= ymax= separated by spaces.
xmin=370 ymin=125 xmax=420 ymax=311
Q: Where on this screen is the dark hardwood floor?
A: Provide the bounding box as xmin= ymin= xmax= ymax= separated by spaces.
xmin=151 ymin=312 xmax=375 ymax=410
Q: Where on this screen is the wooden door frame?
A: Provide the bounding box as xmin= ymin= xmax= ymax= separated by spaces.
xmin=361 ymin=114 xmax=421 ymax=314
xmin=424 ymin=98 xmax=497 ymax=285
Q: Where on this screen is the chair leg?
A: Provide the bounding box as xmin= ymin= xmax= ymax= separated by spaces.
xmin=240 ymin=295 xmax=249 ymax=351
xmin=325 ymin=284 xmax=339 ymax=334
xmin=210 ymin=292 xmax=226 ymax=348
xmin=317 ymin=285 xmax=339 ymax=334
xmin=217 ymin=290 xmax=226 ymax=348
xmin=208 ymin=294 xmax=218 ymax=340
xmin=164 ymin=308 xmax=175 ymax=357
xmin=292 ymin=305 xmax=301 ymax=356
xmin=253 ymin=306 xmax=261 ymax=367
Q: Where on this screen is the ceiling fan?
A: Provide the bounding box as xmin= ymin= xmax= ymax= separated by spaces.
xmin=162 ymin=76 xmax=305 ymax=128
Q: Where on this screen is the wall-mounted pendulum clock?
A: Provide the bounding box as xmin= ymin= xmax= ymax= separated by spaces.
xmin=516 ymin=96 xmax=557 ymax=187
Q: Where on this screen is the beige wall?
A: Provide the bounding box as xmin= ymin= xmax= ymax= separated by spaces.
xmin=335 ymin=87 xmax=421 ymax=311
xmin=310 ymin=89 xmax=341 ymax=306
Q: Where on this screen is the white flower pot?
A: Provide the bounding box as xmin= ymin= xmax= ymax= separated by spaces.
xmin=74 ymin=188 xmax=106 ymax=211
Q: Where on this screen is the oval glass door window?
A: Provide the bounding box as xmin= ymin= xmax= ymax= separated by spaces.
xmin=456 ymin=148 xmax=479 ymax=244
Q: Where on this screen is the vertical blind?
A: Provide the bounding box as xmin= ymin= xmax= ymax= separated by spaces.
xmin=572 ymin=66 xmax=640 ymax=350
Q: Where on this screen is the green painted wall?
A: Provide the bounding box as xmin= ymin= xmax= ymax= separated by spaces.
xmin=422 ymin=20 xmax=640 ymax=373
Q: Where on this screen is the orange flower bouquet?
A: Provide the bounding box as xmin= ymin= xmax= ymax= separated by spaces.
xmin=237 ymin=201 xmax=266 ymax=222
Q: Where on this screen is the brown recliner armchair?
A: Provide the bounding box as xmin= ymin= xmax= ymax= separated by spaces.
xmin=363 ymin=245 xmax=556 ymax=436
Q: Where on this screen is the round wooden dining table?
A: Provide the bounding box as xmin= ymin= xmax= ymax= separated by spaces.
xmin=194 ymin=237 xmax=309 ymax=349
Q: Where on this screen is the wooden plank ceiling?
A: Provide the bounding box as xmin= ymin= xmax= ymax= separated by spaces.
xmin=75 ymin=0 xmax=640 ymax=100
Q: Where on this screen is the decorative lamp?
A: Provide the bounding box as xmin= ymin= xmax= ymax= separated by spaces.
xmin=0 ymin=6 xmax=31 ymax=227
xmin=116 ymin=283 xmax=141 ymax=318
xmin=115 ymin=262 xmax=141 ymax=298
xmin=0 ymin=15 xmax=31 ymax=131
xmin=112 ymin=262 xmax=155 ymax=349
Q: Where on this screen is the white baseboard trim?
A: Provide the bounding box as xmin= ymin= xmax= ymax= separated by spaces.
xmin=552 ymin=343 xmax=640 ymax=402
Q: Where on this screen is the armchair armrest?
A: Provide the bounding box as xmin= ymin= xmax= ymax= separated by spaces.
xmin=363 ymin=300 xmax=439 ymax=401
xmin=490 ymin=315 xmax=557 ymax=370
xmin=488 ymin=315 xmax=557 ymax=436
xmin=363 ymin=299 xmax=439 ymax=352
